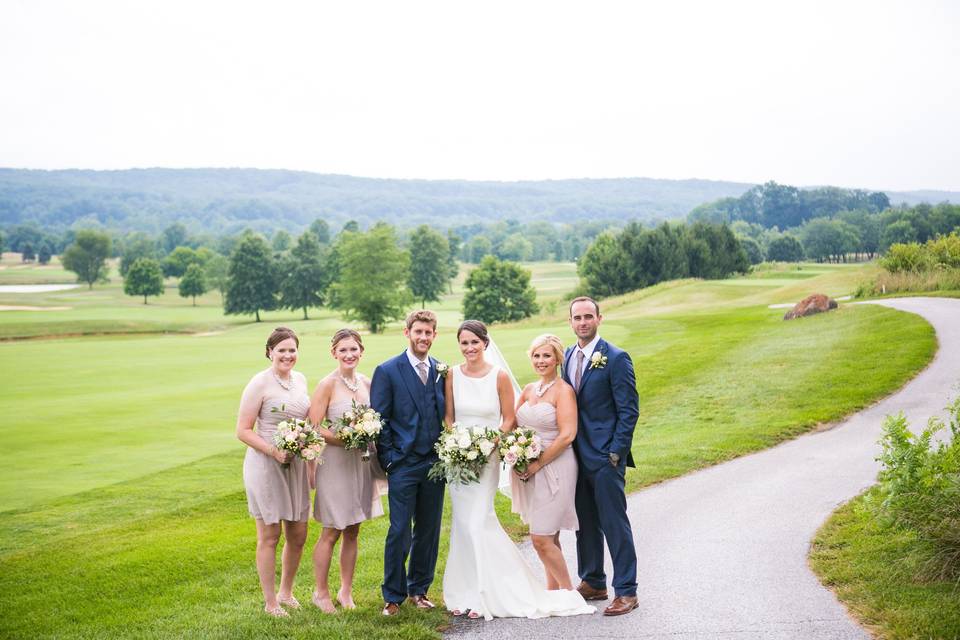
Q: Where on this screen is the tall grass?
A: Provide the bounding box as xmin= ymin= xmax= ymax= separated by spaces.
xmin=856 ymin=232 xmax=960 ymax=297
xmin=875 ymin=398 xmax=960 ymax=582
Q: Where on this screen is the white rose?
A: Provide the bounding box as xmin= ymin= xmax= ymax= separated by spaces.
xmin=525 ymin=446 xmax=537 ymax=458
xmin=466 ymin=450 xmax=478 ymax=460
xmin=285 ymin=433 xmax=297 ymax=443
xmin=456 ymin=432 xmax=472 ymax=449
xmin=479 ymin=440 xmax=494 ymax=457
xmin=517 ymin=434 xmax=527 ymax=445
xmin=509 ymin=444 xmax=521 ymax=455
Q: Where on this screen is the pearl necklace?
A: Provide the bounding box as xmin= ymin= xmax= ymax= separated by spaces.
xmin=339 ymin=374 xmax=360 ymax=393
xmin=273 ymin=371 xmax=293 ymax=391
xmin=535 ymin=379 xmax=557 ymax=397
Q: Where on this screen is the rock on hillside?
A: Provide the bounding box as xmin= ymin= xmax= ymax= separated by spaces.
xmin=783 ymin=294 xmax=838 ymax=320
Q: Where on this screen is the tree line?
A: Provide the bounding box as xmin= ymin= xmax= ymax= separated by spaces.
xmin=728 ymin=202 xmax=960 ymax=264
xmin=575 ymin=221 xmax=750 ymax=298
xmin=53 ymin=219 xmax=539 ymax=331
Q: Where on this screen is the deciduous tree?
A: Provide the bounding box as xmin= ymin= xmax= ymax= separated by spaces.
xmin=178 ymin=263 xmax=208 ymax=305
xmin=462 ymin=256 xmax=539 ymax=324
xmin=224 ymin=233 xmax=277 ymax=322
xmin=124 ymin=257 xmax=164 ymax=304
xmin=329 ymin=224 xmax=411 ymax=333
xmin=408 ymin=225 xmax=450 ymax=308
xmin=278 ymin=231 xmax=329 ymax=320
xmin=62 ymin=230 xmax=111 ymax=289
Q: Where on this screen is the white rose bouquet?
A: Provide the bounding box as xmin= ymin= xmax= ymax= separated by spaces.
xmin=271 ymin=406 xmax=325 ymax=468
xmin=498 ymin=426 xmax=543 ymax=475
xmin=334 ymin=400 xmax=383 ymax=461
xmin=428 ymin=422 xmax=499 ymax=484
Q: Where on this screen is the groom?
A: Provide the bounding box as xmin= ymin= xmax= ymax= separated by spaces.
xmin=564 ymin=296 xmax=640 ymax=616
xmin=370 ymin=309 xmax=446 ymax=616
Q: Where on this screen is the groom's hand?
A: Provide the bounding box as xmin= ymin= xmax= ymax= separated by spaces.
xmin=608 ymin=452 xmax=620 ymax=467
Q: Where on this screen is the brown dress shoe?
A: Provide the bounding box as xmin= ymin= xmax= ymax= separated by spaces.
xmin=382 ymin=602 xmax=401 ymax=616
xmin=603 ymin=595 xmax=639 ymax=616
xmin=576 ymin=581 xmax=609 ymax=601
xmin=408 ymin=594 xmax=436 ymax=609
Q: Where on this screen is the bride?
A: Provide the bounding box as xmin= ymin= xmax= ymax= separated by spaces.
xmin=441 ymin=319 xmax=595 ymax=620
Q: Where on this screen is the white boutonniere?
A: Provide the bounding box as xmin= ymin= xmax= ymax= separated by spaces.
xmin=435 ymin=361 xmax=449 ymax=382
xmin=589 ymin=352 xmax=608 ymax=369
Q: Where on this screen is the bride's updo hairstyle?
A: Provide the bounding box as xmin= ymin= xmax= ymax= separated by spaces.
xmin=457 ymin=319 xmax=490 ymax=347
xmin=331 ymin=328 xmax=364 ymax=352
xmin=527 ymin=334 xmax=564 ymax=364
xmin=265 ymin=326 xmax=299 ymax=359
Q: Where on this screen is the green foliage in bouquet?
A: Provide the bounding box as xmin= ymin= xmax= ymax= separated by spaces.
xmin=428 ymin=424 xmax=500 ymax=485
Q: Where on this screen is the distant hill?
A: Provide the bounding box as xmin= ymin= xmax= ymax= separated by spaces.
xmin=884 ymin=189 xmax=960 ymax=206
xmin=1 ymin=168 xmax=955 ymax=236
xmin=0 ymin=168 xmax=753 ymax=234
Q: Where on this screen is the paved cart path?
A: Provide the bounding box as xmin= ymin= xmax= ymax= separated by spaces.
xmin=447 ymin=297 xmax=960 ymax=639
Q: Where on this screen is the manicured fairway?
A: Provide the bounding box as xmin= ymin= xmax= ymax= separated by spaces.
xmin=0 ymin=261 xmax=937 ymax=639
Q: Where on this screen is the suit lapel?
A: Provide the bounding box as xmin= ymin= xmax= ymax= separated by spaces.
xmin=563 ymin=347 xmax=574 ymax=386
xmin=397 ymin=353 xmax=429 ymax=417
xmin=576 ymin=339 xmax=606 ymax=395
xmin=428 ymin=357 xmax=443 ymax=419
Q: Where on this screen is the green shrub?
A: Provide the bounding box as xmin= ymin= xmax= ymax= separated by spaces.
xmin=876 ymin=398 xmax=960 ymax=581
xmin=880 ymin=232 xmax=960 ymax=274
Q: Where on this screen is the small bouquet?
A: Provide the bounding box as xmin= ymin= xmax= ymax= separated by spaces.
xmin=499 ymin=426 xmax=543 ymax=475
xmin=334 ymin=400 xmax=383 ymax=461
xmin=428 ymin=423 xmax=499 ymax=484
xmin=271 ymin=406 xmax=325 ymax=468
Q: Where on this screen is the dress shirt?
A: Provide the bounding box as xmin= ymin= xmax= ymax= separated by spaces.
xmin=572 ymin=334 xmax=601 ymax=380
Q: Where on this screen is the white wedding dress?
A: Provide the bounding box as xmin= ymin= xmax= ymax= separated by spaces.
xmin=442 ymin=365 xmax=595 ymax=620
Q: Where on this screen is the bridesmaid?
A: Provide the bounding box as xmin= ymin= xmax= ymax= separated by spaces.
xmin=307 ymin=328 xmax=385 ymax=613
xmin=236 ymin=326 xmax=311 ymax=617
xmin=512 ymin=333 xmax=580 ymax=591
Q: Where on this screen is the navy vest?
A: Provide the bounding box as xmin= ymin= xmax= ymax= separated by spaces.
xmin=413 ymin=376 xmax=442 ymax=455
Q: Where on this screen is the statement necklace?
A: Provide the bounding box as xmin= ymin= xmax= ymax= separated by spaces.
xmin=535 ymin=379 xmax=558 ymax=397
xmin=273 ymin=371 xmax=293 ymax=391
xmin=339 ymin=374 xmax=360 ymax=393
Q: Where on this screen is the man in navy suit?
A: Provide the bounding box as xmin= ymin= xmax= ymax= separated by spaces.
xmin=564 ymin=296 xmax=640 ymax=616
xmin=370 ymin=309 xmax=446 ymax=616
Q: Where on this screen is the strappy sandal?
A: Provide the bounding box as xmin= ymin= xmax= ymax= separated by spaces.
xmin=467 ymin=610 xmax=481 ymax=619
xmin=264 ymin=604 xmax=289 ymax=617
xmin=278 ymin=594 xmax=301 ymax=609
xmin=312 ymin=590 xmax=337 ymax=614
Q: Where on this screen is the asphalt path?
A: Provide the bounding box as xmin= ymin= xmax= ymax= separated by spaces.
xmin=447 ymin=297 xmax=960 ymax=639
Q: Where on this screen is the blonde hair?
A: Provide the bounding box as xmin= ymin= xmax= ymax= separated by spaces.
xmin=527 ymin=333 xmax=564 ymax=364
xmin=331 ymin=328 xmax=364 ymax=352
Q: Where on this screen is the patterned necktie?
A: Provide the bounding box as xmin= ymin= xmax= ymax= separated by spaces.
xmin=417 ymin=361 xmax=429 ymax=385
xmin=574 ymin=350 xmax=584 ymax=391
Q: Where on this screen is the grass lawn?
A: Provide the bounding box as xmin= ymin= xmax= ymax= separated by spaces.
xmin=0 ymin=260 xmax=938 ymax=638
xmin=809 ymin=489 xmax=960 ymax=640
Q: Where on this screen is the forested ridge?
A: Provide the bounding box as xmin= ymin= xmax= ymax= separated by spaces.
xmin=0 ymin=168 xmax=755 ymax=234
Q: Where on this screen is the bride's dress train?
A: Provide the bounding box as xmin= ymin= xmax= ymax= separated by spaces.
xmin=442 ymin=366 xmax=594 ymax=620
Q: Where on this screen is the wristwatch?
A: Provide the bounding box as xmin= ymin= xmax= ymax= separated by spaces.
xmin=608 ymin=452 xmax=620 ymax=467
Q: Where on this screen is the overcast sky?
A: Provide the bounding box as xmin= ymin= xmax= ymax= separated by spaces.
xmin=1 ymin=0 xmax=958 ymax=191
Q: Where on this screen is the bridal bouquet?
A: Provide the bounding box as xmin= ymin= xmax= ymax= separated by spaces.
xmin=271 ymin=406 xmax=326 ymax=468
xmin=334 ymin=400 xmax=383 ymax=461
xmin=499 ymin=426 xmax=542 ymax=474
xmin=428 ymin=423 xmax=499 ymax=484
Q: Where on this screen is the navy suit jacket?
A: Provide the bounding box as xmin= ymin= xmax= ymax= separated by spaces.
xmin=370 ymin=351 xmax=446 ymax=472
xmin=564 ymin=338 xmax=639 ymax=472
